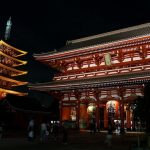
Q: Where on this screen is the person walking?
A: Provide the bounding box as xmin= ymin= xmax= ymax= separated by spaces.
xmin=40 ymin=120 xmax=48 ymax=143
xmin=105 ymin=124 xmax=113 ymax=147
xmin=62 ymin=122 xmax=68 ymax=144
xmin=27 ymin=118 xmax=35 ymax=141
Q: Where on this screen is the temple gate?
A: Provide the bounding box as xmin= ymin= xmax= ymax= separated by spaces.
xmin=30 ymin=23 xmax=150 ymax=130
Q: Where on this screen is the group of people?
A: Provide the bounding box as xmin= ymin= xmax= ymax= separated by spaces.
xmin=27 ymin=118 xmax=68 ymax=144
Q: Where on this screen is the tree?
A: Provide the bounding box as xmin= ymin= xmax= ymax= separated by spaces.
xmin=134 ymin=84 xmax=150 ymax=148
xmin=143 ymin=83 xmax=150 ymax=134
xmin=134 ymin=84 xmax=150 ymax=133
xmin=133 ymin=96 xmax=146 ymax=122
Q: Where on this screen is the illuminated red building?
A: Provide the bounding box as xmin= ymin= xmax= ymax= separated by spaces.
xmin=30 ymin=23 xmax=150 ymax=130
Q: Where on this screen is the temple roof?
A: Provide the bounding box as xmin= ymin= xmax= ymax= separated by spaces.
xmin=0 ymin=51 xmax=27 ymax=67
xmin=59 ymin=23 xmax=150 ymax=51
xmin=0 ymin=88 xmax=28 ymax=96
xmin=34 ymin=22 xmax=150 ymax=58
xmin=0 ymin=75 xmax=28 ymax=86
xmin=0 ymin=40 xmax=27 ymax=57
xmin=0 ymin=63 xmax=28 ymax=76
xmin=29 ymin=70 xmax=150 ymax=91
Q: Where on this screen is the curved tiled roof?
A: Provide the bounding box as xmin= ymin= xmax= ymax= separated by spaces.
xmin=0 ymin=88 xmax=28 ymax=96
xmin=0 ymin=40 xmax=27 ymax=57
xmin=59 ymin=23 xmax=150 ymax=52
xmin=33 ymin=22 xmax=150 ymax=60
xmin=29 ymin=70 xmax=150 ymax=91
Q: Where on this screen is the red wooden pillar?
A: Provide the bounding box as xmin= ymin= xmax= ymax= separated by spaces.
xmin=59 ymin=101 xmax=62 ymax=125
xmin=119 ymin=89 xmax=125 ymax=133
xmin=79 ymin=103 xmax=88 ymax=129
xmin=126 ymin=108 xmax=131 ymax=130
xmin=58 ymin=93 xmax=64 ymax=126
xmin=62 ymin=106 xmax=71 ymax=121
xmin=95 ymin=103 xmax=99 ymax=129
xmin=75 ymin=91 xmax=81 ymax=129
xmin=76 ymin=100 xmax=80 ymax=128
xmin=120 ymin=100 xmax=125 ymax=130
xmin=94 ymin=91 xmax=100 ymax=129
xmin=104 ymin=106 xmax=108 ymax=128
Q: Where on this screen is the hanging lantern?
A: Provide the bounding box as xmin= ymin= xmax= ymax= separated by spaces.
xmin=87 ymin=103 xmax=96 ymax=114
xmin=106 ymin=100 xmax=119 ymax=113
xmin=0 ymin=92 xmax=7 ymax=100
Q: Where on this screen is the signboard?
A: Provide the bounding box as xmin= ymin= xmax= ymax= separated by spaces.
xmin=104 ymin=53 xmax=111 ymax=66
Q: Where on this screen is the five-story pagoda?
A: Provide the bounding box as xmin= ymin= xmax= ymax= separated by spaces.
xmin=0 ymin=40 xmax=28 ymax=100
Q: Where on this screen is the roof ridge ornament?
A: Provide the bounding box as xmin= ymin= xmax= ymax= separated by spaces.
xmin=66 ymin=40 xmax=72 ymax=45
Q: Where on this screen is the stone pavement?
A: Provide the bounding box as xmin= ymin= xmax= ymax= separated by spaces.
xmin=0 ymin=130 xmax=148 ymax=150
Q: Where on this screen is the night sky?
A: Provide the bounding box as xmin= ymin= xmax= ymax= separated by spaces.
xmin=0 ymin=0 xmax=150 ymax=99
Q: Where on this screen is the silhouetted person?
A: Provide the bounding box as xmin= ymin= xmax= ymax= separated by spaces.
xmin=40 ymin=120 xmax=48 ymax=143
xmin=0 ymin=123 xmax=3 ymax=139
xmin=27 ymin=118 xmax=35 ymax=141
xmin=53 ymin=122 xmax=59 ymax=141
xmin=90 ymin=118 xmax=96 ymax=134
xmin=105 ymin=124 xmax=113 ymax=147
xmin=62 ymin=122 xmax=68 ymax=144
xmin=90 ymin=119 xmax=94 ymax=134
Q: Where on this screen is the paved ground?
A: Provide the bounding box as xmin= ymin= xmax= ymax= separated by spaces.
xmin=0 ymin=130 xmax=148 ymax=150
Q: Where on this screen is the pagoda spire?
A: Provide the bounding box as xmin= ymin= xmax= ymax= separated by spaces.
xmin=4 ymin=17 xmax=12 ymax=40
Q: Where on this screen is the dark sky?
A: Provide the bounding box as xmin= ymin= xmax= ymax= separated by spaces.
xmin=0 ymin=0 xmax=150 ymax=84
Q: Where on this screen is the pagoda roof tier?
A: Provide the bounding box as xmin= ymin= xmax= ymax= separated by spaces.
xmin=29 ymin=70 xmax=150 ymax=91
xmin=0 ymin=51 xmax=27 ymax=67
xmin=0 ymin=63 xmax=28 ymax=76
xmin=0 ymin=88 xmax=28 ymax=96
xmin=0 ymin=75 xmax=28 ymax=87
xmin=34 ymin=22 xmax=150 ymax=60
xmin=0 ymin=40 xmax=27 ymax=57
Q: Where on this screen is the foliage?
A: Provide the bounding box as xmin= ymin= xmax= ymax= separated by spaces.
xmin=144 ymin=83 xmax=150 ymax=133
xmin=134 ymin=83 xmax=150 ymax=133
xmin=133 ymin=96 xmax=146 ymax=122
